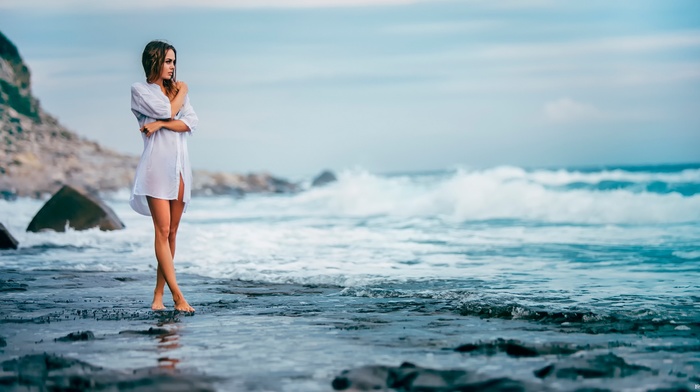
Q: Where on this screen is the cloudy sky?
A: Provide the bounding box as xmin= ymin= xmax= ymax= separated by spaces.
xmin=1 ymin=0 xmax=698 ymax=177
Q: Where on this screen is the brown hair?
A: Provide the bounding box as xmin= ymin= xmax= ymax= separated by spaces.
xmin=141 ymin=40 xmax=178 ymax=100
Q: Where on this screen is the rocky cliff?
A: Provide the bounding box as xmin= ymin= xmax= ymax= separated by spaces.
xmin=0 ymin=31 xmax=296 ymax=199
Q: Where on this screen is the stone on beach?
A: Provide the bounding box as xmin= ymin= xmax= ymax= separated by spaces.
xmin=0 ymin=222 xmax=18 ymax=249
xmin=534 ymin=352 xmax=654 ymax=379
xmin=56 ymin=331 xmax=95 ymax=342
xmin=25 ymin=185 xmax=125 ymax=232
xmin=0 ymin=353 xmax=216 ymax=392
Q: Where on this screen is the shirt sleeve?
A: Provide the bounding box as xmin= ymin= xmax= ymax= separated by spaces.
xmin=131 ymin=83 xmax=171 ymax=120
xmin=178 ymin=95 xmax=199 ymax=134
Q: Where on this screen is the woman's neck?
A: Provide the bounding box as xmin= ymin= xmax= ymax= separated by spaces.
xmin=154 ymin=78 xmax=167 ymax=95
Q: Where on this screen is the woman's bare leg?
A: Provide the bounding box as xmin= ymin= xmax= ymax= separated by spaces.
xmin=152 ymin=264 xmax=166 ymax=310
xmin=147 ymin=177 xmax=194 ymax=312
xmin=152 ymin=198 xmax=179 ymax=310
xmin=168 ymin=175 xmax=192 ymax=311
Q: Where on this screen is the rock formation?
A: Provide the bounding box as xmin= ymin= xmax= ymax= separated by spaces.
xmin=0 ymin=222 xmax=18 ymax=249
xmin=26 ymin=185 xmax=125 ymax=232
xmin=311 ymin=170 xmax=337 ymax=187
xmin=0 ymin=30 xmax=296 ymax=199
xmin=0 ymin=31 xmax=138 ymax=198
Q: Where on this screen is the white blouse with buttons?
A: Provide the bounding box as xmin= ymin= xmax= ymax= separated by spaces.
xmin=129 ymin=82 xmax=199 ymax=216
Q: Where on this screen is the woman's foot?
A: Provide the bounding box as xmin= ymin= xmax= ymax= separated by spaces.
xmin=173 ymin=294 xmax=195 ymax=313
xmin=151 ymin=292 xmax=166 ymax=311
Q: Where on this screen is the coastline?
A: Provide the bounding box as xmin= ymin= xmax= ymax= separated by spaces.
xmin=1 ymin=268 xmax=697 ymax=391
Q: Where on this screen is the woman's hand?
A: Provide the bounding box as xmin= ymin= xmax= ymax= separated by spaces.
xmin=141 ymin=121 xmax=163 ymax=137
xmin=176 ymin=81 xmax=188 ymax=95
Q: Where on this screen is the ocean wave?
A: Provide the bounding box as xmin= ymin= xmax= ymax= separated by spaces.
xmin=339 ymin=286 xmax=700 ymax=335
xmin=673 ymin=250 xmax=700 ymax=260
xmin=258 ymin=168 xmax=700 ymax=224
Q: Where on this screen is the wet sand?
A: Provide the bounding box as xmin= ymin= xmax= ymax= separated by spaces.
xmin=0 ymin=269 xmax=698 ymax=391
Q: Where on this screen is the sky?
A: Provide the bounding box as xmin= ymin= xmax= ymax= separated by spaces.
xmin=0 ymin=0 xmax=698 ymax=178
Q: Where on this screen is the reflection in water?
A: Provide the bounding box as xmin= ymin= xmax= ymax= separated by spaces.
xmin=154 ymin=320 xmax=182 ymax=370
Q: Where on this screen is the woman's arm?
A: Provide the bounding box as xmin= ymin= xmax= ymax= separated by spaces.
xmin=131 ymin=81 xmax=189 ymax=120
xmin=131 ymin=83 xmax=170 ymax=120
xmin=141 ymin=120 xmax=191 ymax=137
xmin=169 ymin=81 xmax=188 ymax=118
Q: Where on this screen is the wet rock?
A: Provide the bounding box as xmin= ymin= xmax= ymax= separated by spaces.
xmin=0 ymin=190 xmax=17 ymax=201
xmin=0 ymin=353 xmax=216 ymax=391
xmin=534 ymin=353 xmax=654 ymax=380
xmin=55 ymin=331 xmax=95 ymax=342
xmin=119 ymin=327 xmax=171 ymax=336
xmin=114 ymin=277 xmax=138 ymax=282
xmin=312 ymin=170 xmax=337 ymax=187
xmin=0 ymin=222 xmax=18 ymax=249
xmin=25 ymin=185 xmax=125 ymax=232
xmin=0 ymin=279 xmax=27 ymax=292
xmin=0 ymin=336 xmax=6 ymax=347
xmin=332 ymin=364 xmax=392 ymax=390
xmin=332 ymin=362 xmax=535 ymax=391
xmin=455 ymin=338 xmax=580 ymax=357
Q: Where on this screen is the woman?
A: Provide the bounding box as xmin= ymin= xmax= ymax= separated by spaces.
xmin=130 ymin=40 xmax=198 ymax=313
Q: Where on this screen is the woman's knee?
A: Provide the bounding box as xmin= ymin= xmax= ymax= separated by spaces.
xmin=168 ymin=224 xmax=179 ymax=240
xmin=155 ymin=224 xmax=170 ymax=239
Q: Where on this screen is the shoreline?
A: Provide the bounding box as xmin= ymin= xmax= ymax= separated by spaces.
xmin=1 ymin=269 xmax=697 ymax=391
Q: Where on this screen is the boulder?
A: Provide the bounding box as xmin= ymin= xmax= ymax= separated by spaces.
xmin=312 ymin=170 xmax=337 ymax=187
xmin=0 ymin=222 xmax=18 ymax=249
xmin=26 ymin=185 xmax=124 ymax=232
xmin=55 ymin=331 xmax=95 ymax=342
xmin=534 ymin=353 xmax=653 ymax=380
xmin=332 ymin=362 xmax=534 ymax=391
xmin=1 ymin=353 xmax=217 ymax=391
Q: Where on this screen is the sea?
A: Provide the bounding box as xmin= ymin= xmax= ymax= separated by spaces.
xmin=1 ymin=163 xmax=699 ymax=391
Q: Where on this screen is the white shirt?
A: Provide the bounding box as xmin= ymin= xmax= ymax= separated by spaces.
xmin=129 ymin=82 xmax=199 ymax=216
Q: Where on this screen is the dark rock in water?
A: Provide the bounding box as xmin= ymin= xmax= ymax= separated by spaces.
xmin=0 ymin=190 xmax=17 ymax=201
xmin=0 ymin=353 xmax=216 ymax=391
xmin=0 ymin=222 xmax=18 ymax=249
xmin=534 ymin=353 xmax=654 ymax=380
xmin=1 ymin=353 xmax=103 ymax=388
xmin=25 ymin=185 xmax=125 ymax=232
xmin=114 ymin=276 xmax=139 ymax=282
xmin=119 ymin=327 xmax=172 ymax=336
xmin=455 ymin=338 xmax=580 ymax=357
xmin=332 ymin=361 xmax=536 ymax=391
xmin=0 ymin=336 xmax=6 ymax=347
xmin=0 ymin=279 xmax=27 ymax=292
xmin=56 ymin=330 xmax=95 ymax=342
xmin=312 ymin=170 xmax=337 ymax=187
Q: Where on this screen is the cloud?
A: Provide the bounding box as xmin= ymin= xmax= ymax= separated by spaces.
xmin=382 ymin=20 xmax=502 ymax=35
xmin=543 ymin=98 xmax=603 ymax=124
xmin=478 ymin=31 xmax=700 ymax=60
xmin=0 ymin=0 xmax=565 ymax=10
xmin=0 ymin=0 xmax=443 ymax=10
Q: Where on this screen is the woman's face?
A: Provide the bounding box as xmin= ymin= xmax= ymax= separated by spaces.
xmin=160 ymin=49 xmax=176 ymax=81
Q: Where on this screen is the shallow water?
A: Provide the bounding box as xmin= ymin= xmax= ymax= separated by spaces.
xmin=1 ymin=164 xmax=699 ymax=390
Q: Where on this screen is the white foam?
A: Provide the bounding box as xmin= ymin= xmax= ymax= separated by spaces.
xmin=673 ymin=250 xmax=700 ymax=260
xmin=222 ymin=168 xmax=700 ymax=225
xmin=1 ymin=166 xmax=698 ymax=293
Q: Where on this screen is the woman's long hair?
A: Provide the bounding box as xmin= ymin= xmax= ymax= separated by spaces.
xmin=142 ymin=40 xmax=178 ymax=100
